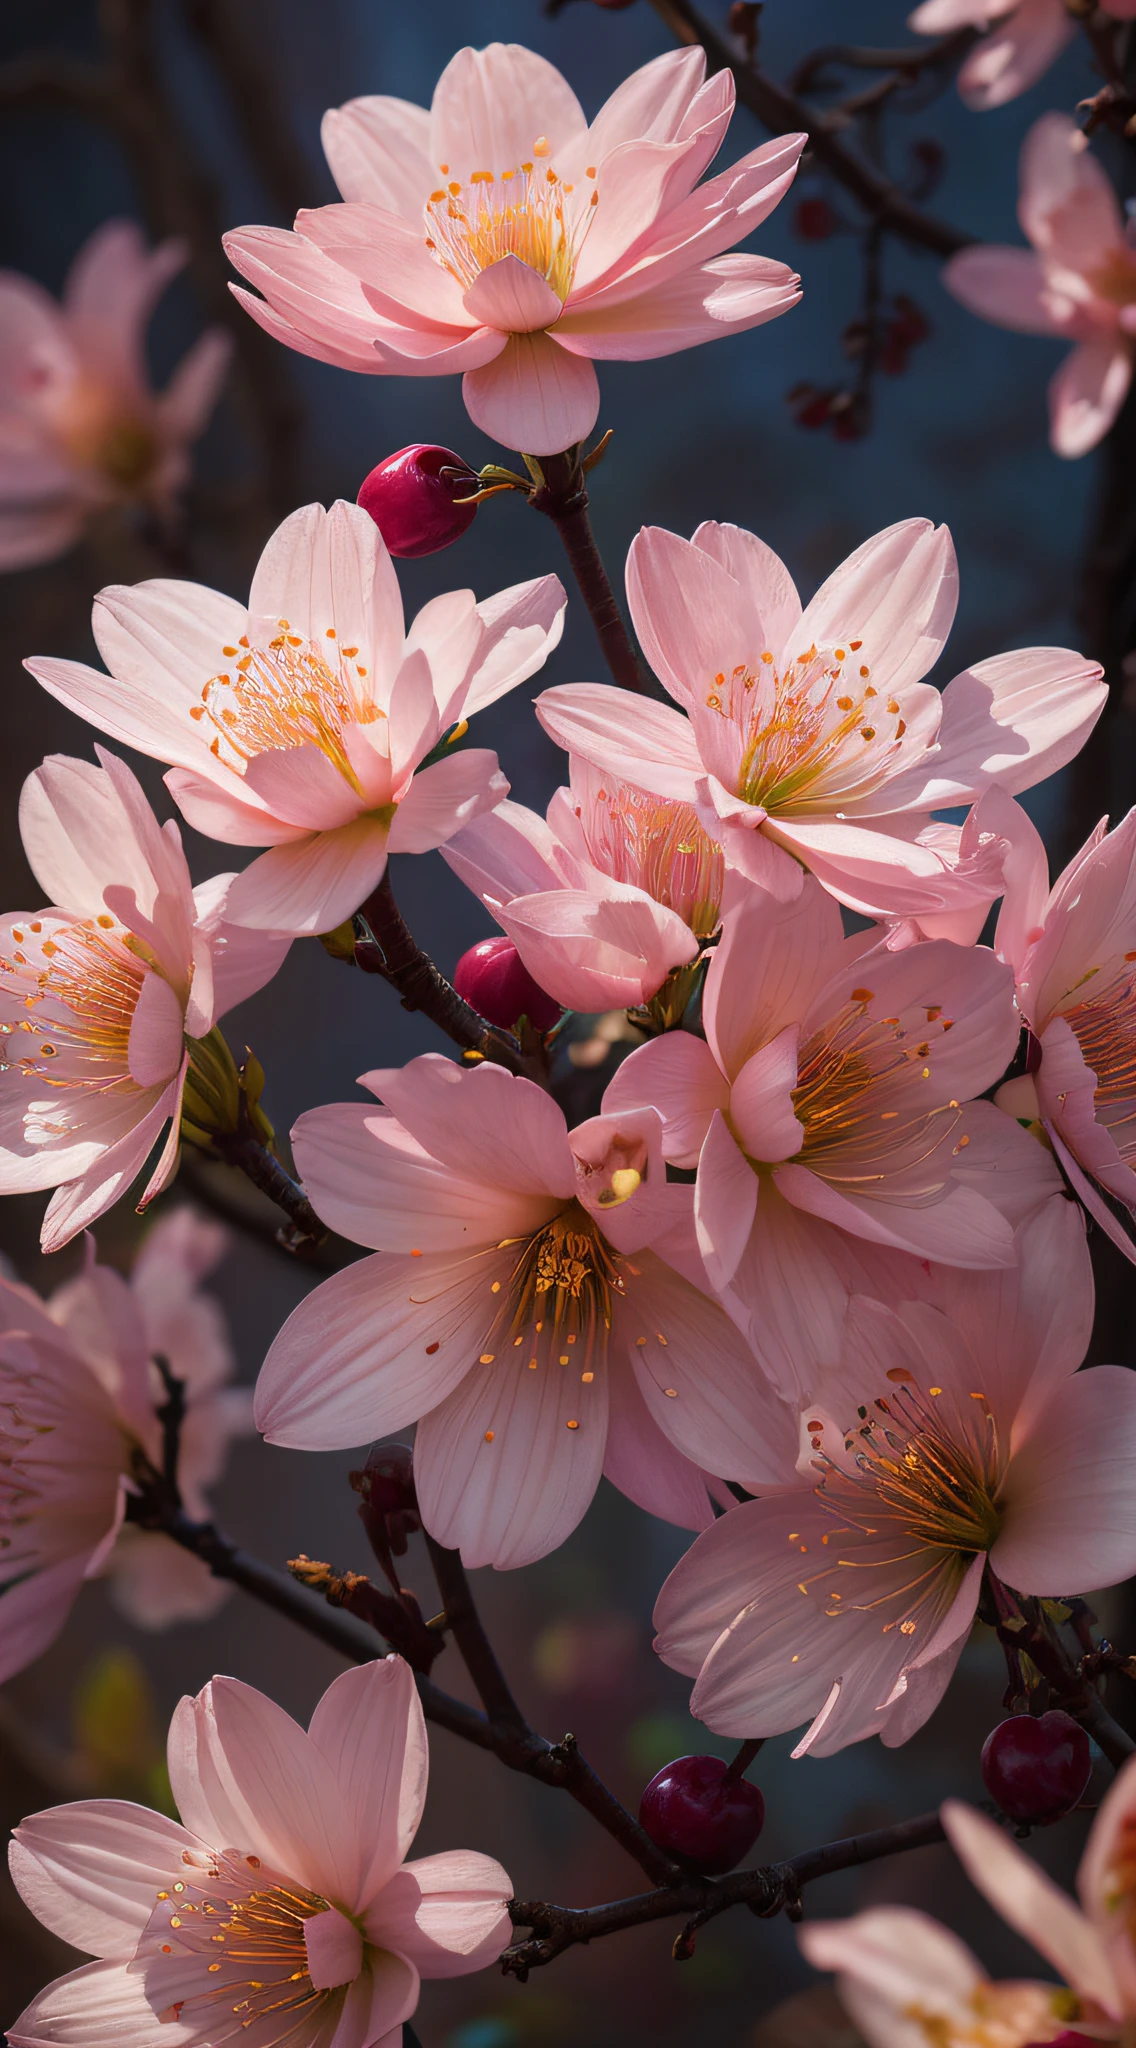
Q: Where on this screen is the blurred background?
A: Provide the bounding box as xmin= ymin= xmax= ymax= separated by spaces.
xmin=1 ymin=2 xmax=1134 ymax=2044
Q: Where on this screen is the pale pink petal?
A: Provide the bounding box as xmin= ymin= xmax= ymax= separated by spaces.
xmin=730 ymin=1026 xmax=803 ymax=1162
xmin=462 ymin=331 xmax=599 ymax=456
xmin=429 ymin=44 xmax=587 ymax=179
xmin=943 ymin=245 xmax=1058 ymax=334
xmin=386 ymin=751 xmax=507 ymax=854
xmin=307 ymin=1659 xmax=426 ymax=1904
xmin=992 ymin=1364 xmax=1136 ymax=1593
xmin=220 ymin=817 xmax=390 ymax=936
xmin=320 ymin=95 xmax=434 ymax=213
xmin=373 ymin=325 xmax=507 ymax=376
xmin=554 ymin=254 xmax=800 ymax=360
xmin=1026 ymin=806 xmax=1136 ymax=1024
xmin=107 ymin=1529 xmax=228 ymax=1627
xmin=700 ymin=791 xmax=804 ymax=900
xmin=536 ymin=682 xmax=705 ymax=803
xmin=986 ymin=788 xmax=1051 ymax=979
xmin=364 ymin=1850 xmax=511 ymax=1978
xmin=940 ymin=1801 xmax=1120 ymax=2015
xmin=625 ymin=524 xmax=767 ymax=713
xmin=6 ymin=1958 xmax=198 ymax=2048
xmin=690 ymin=520 xmax=802 ymax=653
xmin=602 ymin=1029 xmax=728 ymax=1168
xmin=694 ymin=1109 xmax=758 ymax=1291
xmin=879 ymin=1555 xmax=984 ymax=1749
xmin=579 ymin=47 xmax=710 ymax=163
xmin=225 ymin=231 xmax=392 ymax=370
xmin=1019 ymin=109 xmax=1124 ymax=259
xmin=798 ymin=1906 xmax=983 ymax=2019
xmin=191 ymin=884 xmax=292 ymax=1020
xmin=462 ymin=255 xmax=563 ymax=333
xmin=1078 ymin=1750 xmax=1136 ymax=2007
xmin=957 ymin=0 xmax=1076 ymax=108
xmin=39 ymin=1081 xmax=181 ymax=1254
xmin=163 ymin=766 xmax=286 ymax=845
xmin=0 ymin=1553 xmax=88 ymax=1684
xmin=440 ymin=798 xmax=567 ymax=907
xmin=414 ymin=1344 xmax=608 ymax=1568
xmin=364 ymin=1054 xmax=575 ymax=1199
xmin=1050 ymin=339 xmax=1133 ymax=459
xmin=338 ymin=1953 xmax=418 ymax=2048
xmin=9 ymin=1800 xmax=195 ymax=1957
xmin=155 ymin=328 xmax=232 ymax=442
xmin=447 ymin=574 xmax=567 ymax=720
xmin=292 ymin=1101 xmax=557 ymax=1252
xmin=620 ymin=1249 xmax=798 ymax=1487
xmin=703 ymin=872 xmax=842 ymax=1080
xmin=793 ymin=518 xmax=957 ymax=699
xmin=774 ymin=1160 xmax=1017 ymax=1269
xmin=876 ymin=646 xmax=1108 ymax=812
xmin=497 ymin=883 xmax=697 ymax=1010
xmin=603 ymin=1353 xmax=719 ymax=1531
xmin=248 ymin=499 xmax=405 ymax=694
xmin=298 ymin=204 xmax=471 ymax=329
xmin=125 ymin=973 xmax=184 ymax=1088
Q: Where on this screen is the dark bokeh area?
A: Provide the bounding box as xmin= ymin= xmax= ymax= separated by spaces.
xmin=0 ymin=4 xmax=1132 ymax=2045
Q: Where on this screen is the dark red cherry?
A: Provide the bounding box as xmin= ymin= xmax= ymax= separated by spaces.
xmin=639 ymin=1755 xmax=765 ymax=1874
xmin=981 ymin=1711 xmax=1091 ymax=1825
xmin=357 ymin=445 xmax=479 ymax=557
xmin=453 ymin=937 xmax=561 ymax=1032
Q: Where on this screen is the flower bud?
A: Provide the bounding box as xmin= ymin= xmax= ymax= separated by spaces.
xmin=639 ymin=1755 xmax=765 ymax=1874
xmin=357 ymin=444 xmax=479 ymax=558
xmin=981 ymin=1711 xmax=1091 ymax=1825
xmin=453 ymin=936 xmax=561 ymax=1032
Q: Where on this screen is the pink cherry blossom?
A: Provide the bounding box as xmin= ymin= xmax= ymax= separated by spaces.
xmin=254 ymin=1052 xmax=796 ymax=1570
xmin=0 ymin=1210 xmax=248 ymax=1680
xmin=945 ymin=114 xmax=1136 ymax=457
xmin=537 ymin=518 xmax=1104 ymax=918
xmin=930 ymin=1763 xmax=1136 ymax=2042
xmin=7 ymin=1657 xmax=512 ymax=2048
xmin=0 ymin=750 xmax=289 ymax=1251
xmin=25 ymin=499 xmax=566 ymax=937
xmin=798 ymin=1903 xmax=1094 ymax=2046
xmin=604 ymin=872 xmax=1062 ymax=1395
xmin=0 ymin=220 xmax=230 ymax=570
xmin=911 ymin=0 xmax=1136 ymax=113
xmin=223 ymin=45 xmax=805 ymax=455
xmin=441 ymin=756 xmax=723 ymax=1013
xmin=989 ymin=791 xmax=1136 ymax=1267
xmin=653 ymin=1200 xmax=1130 ymax=1755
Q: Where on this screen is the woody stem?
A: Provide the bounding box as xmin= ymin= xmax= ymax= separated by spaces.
xmin=527 ymin=451 xmax=653 ymax=696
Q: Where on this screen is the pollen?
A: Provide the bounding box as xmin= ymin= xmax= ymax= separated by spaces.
xmin=484 ymin=1430 xmax=495 ymax=1442
xmin=422 ymin=149 xmax=599 ymax=304
xmin=194 ymin=632 xmax=382 ymax=792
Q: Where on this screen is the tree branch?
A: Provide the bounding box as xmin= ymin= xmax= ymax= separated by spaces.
xmin=207 ymin=1127 xmax=328 ymax=1252
xmin=987 ymin=1575 xmax=1136 ymax=1770
xmin=503 ymin=1811 xmax=948 ymax=1976
xmin=526 ymin=450 xmax=653 ymax=696
xmin=354 ymin=872 xmax=532 ymax=1075
xmin=643 ymin=0 xmax=973 ymax=258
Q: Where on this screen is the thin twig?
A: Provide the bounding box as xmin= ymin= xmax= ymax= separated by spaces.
xmin=788 ymin=29 xmax=979 ymax=95
xmin=207 ymin=1128 xmax=327 ymax=1251
xmin=644 ymin=0 xmax=973 ymax=258
xmin=526 ymin=451 xmax=653 ymax=697
xmin=987 ymin=1574 xmax=1136 ymax=1770
xmin=354 ymin=872 xmax=532 ymax=1075
xmin=503 ymin=1812 xmax=948 ymax=1976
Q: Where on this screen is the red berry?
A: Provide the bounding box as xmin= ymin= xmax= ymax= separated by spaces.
xmin=453 ymin=937 xmax=561 ymax=1032
xmin=981 ymin=1711 xmax=1091 ymax=1824
xmin=795 ymin=197 xmax=836 ymax=242
xmin=639 ymin=1755 xmax=765 ymax=1874
xmin=357 ymin=445 xmax=479 ymax=558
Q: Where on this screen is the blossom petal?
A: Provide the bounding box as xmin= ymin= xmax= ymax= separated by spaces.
xmin=694 ymin=1110 xmax=758 ymax=1293
xmin=462 ymin=332 xmax=600 ymax=456
xmin=1049 ymin=339 xmax=1133 ymax=460
xmin=793 ymin=517 xmax=957 ymax=699
xmin=943 ymin=245 xmax=1057 ymax=335
xmin=554 ymin=254 xmax=800 ymax=360
xmin=429 ymin=44 xmax=587 ymax=180
xmin=363 ymin=1850 xmax=512 ymax=1979
xmin=414 ymin=1345 xmax=608 ymax=1568
xmin=941 ymin=1801 xmax=1120 ymax=2014
xmin=603 ymin=1029 xmax=729 ymax=1168
xmin=536 ymin=682 xmax=705 ymax=803
xmin=703 ymin=873 xmax=842 ymax=1080
xmin=247 ymin=498 xmax=404 ymax=696
xmin=497 ymin=883 xmax=697 ymax=1011
xmin=730 ymin=1026 xmax=803 ymax=1163
xmin=320 ymin=95 xmax=434 ymax=213
xmin=220 ymin=817 xmax=390 ymax=936
xmin=992 ymin=1364 xmax=1136 ymax=1594
xmin=386 ymin=751 xmax=507 ymax=855
xmin=307 ymin=1659 xmax=427 ymax=1904
xmin=956 ymin=0 xmax=1076 ymax=109
xmin=9 ymin=1801 xmax=196 ymax=1957
xmin=6 ymin=1958 xmax=198 ymax=2048
xmin=603 ymin=1353 xmax=720 ymax=1531
xmin=362 ymin=1055 xmax=575 ymax=1199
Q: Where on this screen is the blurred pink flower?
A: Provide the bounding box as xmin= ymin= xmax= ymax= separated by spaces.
xmin=654 ymin=1200 xmax=1132 ymax=1755
xmin=990 ymin=790 xmax=1136 ymax=1267
xmin=0 ymin=1209 xmax=247 ymax=1679
xmin=604 ymin=872 xmax=1061 ymax=1394
xmin=0 ymin=220 xmax=230 ymax=570
xmin=798 ymin=1902 xmax=1095 ymax=2046
xmin=930 ymin=1765 xmax=1136 ymax=2041
xmin=7 ymin=1658 xmax=512 ymax=2048
xmin=25 ymin=499 xmax=566 ymax=936
xmin=911 ymin=0 xmax=1136 ymax=112
xmin=224 ymin=45 xmax=804 ymax=455
xmin=945 ymin=114 xmax=1136 ymax=457
xmin=442 ymin=756 xmax=723 ymax=1012
xmin=254 ymin=1052 xmax=796 ymax=1569
xmin=0 ymin=750 xmax=289 ymax=1250
xmin=537 ymin=518 xmax=1104 ymax=918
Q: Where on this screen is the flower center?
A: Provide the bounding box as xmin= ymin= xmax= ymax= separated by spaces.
xmin=143 ymin=1852 xmax=343 ymax=2037
xmin=0 ymin=915 xmax=148 ymax=1097
xmin=53 ymin=378 xmax=159 ymax=491
xmin=1058 ymin=952 xmax=1136 ymax=1164
xmin=904 ymin=1982 xmax=1088 ymax=2046
xmin=703 ymin=641 xmax=908 ymax=815
xmin=502 ymin=1203 xmax=624 ymax=1365
xmin=795 ymin=1377 xmax=1003 ymax=1643
xmin=192 ymin=623 xmax=383 ymax=792
xmin=790 ymin=989 xmax=964 ymax=1184
xmin=578 ymin=782 xmax=724 ymax=938
xmin=1088 ymin=245 xmax=1136 ymax=309
xmin=424 ymin=141 xmax=598 ymax=303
